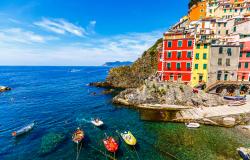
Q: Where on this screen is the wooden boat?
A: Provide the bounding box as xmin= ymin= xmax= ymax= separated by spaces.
xmin=72 ymin=128 xmax=84 ymax=144
xmin=228 ymin=100 xmax=246 ymax=106
xmin=237 ymin=147 xmax=250 ymax=160
xmin=185 ymin=122 xmax=200 ymax=128
xmin=120 ymin=131 xmax=137 ymax=146
xmin=91 ymin=118 xmax=104 ymax=127
xmin=12 ymin=122 xmax=35 ymax=137
xmin=103 ymin=136 xmax=118 ymax=152
xmin=224 ymin=96 xmax=246 ymax=101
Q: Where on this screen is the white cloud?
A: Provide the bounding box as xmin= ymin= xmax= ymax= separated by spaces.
xmin=0 ymin=30 xmax=163 ymax=66
xmin=34 ymin=18 xmax=86 ymax=37
xmin=0 ymin=28 xmax=52 ymax=44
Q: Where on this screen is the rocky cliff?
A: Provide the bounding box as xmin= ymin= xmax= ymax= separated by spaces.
xmin=104 ymin=38 xmax=163 ymax=88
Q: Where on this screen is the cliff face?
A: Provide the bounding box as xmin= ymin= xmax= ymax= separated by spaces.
xmin=105 ymin=38 xmax=163 ymax=88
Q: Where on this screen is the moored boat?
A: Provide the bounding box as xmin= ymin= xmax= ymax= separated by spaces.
xmin=103 ymin=136 xmax=118 ymax=152
xmin=237 ymin=147 xmax=250 ymax=160
xmin=224 ymin=96 xmax=246 ymax=101
xmin=120 ymin=131 xmax=137 ymax=146
xmin=12 ymin=122 xmax=35 ymax=137
xmin=91 ymin=118 xmax=104 ymax=127
xmin=72 ymin=128 xmax=84 ymax=144
xmin=185 ymin=122 xmax=200 ymax=128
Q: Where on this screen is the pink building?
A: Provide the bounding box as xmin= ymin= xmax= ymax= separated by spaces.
xmin=238 ymin=41 xmax=250 ymax=81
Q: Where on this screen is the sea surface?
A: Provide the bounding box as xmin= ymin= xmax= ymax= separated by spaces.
xmin=0 ymin=66 xmax=249 ymax=160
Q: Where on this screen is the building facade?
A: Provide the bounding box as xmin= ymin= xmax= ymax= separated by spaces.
xmin=238 ymin=41 xmax=250 ymax=80
xmin=208 ymin=44 xmax=240 ymax=85
xmin=158 ymin=32 xmax=194 ymax=83
xmin=189 ymin=0 xmax=207 ymax=21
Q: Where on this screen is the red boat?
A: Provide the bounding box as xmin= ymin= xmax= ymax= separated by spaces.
xmin=103 ymin=137 xmax=118 ymax=152
xmin=72 ymin=128 xmax=84 ymax=144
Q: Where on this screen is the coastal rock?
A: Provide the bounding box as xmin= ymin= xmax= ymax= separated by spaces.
xmin=113 ymin=80 xmax=227 ymax=108
xmin=38 ymin=132 xmax=65 ymax=155
xmin=222 ymin=117 xmax=236 ymax=127
xmin=102 ymin=89 xmax=115 ymax=94
xmin=0 ymin=86 xmax=11 ymax=92
xmin=88 ymin=82 xmax=113 ymax=88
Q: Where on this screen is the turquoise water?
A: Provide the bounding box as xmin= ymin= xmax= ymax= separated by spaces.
xmin=0 ymin=66 xmax=249 ymax=160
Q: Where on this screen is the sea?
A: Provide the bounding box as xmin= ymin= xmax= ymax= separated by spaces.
xmin=0 ymin=66 xmax=249 ymax=160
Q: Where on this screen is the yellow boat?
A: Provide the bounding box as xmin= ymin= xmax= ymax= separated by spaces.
xmin=121 ymin=131 xmax=137 ymax=146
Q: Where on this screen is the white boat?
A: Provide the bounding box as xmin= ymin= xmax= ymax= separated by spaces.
xmin=91 ymin=119 xmax=104 ymax=127
xmin=185 ymin=122 xmax=200 ymax=128
xmin=12 ymin=122 xmax=35 ymax=137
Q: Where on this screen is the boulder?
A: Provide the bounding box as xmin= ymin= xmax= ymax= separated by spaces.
xmin=222 ymin=117 xmax=236 ymax=127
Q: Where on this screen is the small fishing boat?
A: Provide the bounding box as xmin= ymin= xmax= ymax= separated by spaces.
xmin=12 ymin=122 xmax=35 ymax=137
xmin=91 ymin=118 xmax=104 ymax=127
xmin=185 ymin=122 xmax=200 ymax=128
xmin=121 ymin=131 xmax=137 ymax=146
xmin=72 ymin=128 xmax=84 ymax=144
xmin=237 ymin=147 xmax=250 ymax=160
xmin=224 ymin=96 xmax=246 ymax=101
xmin=103 ymin=136 xmax=118 ymax=153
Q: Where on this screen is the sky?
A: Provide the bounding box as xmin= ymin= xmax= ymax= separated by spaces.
xmin=0 ymin=0 xmax=188 ymax=66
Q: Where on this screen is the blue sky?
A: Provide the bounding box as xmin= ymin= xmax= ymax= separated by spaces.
xmin=0 ymin=0 xmax=188 ymax=66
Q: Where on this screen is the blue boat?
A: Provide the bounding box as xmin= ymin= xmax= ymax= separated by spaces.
xmin=224 ymin=96 xmax=246 ymax=101
xmin=12 ymin=122 xmax=35 ymax=137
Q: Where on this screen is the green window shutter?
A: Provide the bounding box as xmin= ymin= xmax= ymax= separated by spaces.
xmin=168 ymin=41 xmax=172 ymax=47
xmin=195 ymin=64 xmax=198 ymax=69
xmin=187 ymin=63 xmax=191 ymax=69
xmin=245 ymin=62 xmax=249 ymax=68
xmin=224 ymin=9 xmax=226 ymax=13
xmin=240 ymin=52 xmax=243 ymax=57
xmin=188 ymin=40 xmax=192 ymax=47
xmin=203 ymin=64 xmax=207 ymax=69
xmin=177 ymin=63 xmax=181 ymax=69
xmin=167 ymin=63 xmax=171 ymax=69
xmin=168 ymin=52 xmax=172 ymax=58
xmin=178 ymin=40 xmax=182 ymax=47
xmin=187 ymin=51 xmax=192 ymax=58
xmin=203 ymin=53 xmax=207 ymax=59
xmin=197 ymin=44 xmax=200 ymax=49
xmin=233 ymin=26 xmax=236 ymax=32
xmin=247 ymin=52 xmax=250 ymax=57
xmin=177 ymin=51 xmax=182 ymax=58
xmin=239 ymin=63 xmax=241 ymax=68
xmin=195 ymin=53 xmax=199 ymax=59
xmin=204 ymin=44 xmax=208 ymax=49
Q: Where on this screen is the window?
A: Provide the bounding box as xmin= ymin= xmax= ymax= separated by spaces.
xmin=188 ymin=40 xmax=192 ymax=47
xmin=187 ymin=51 xmax=192 ymax=58
xmin=219 ymin=47 xmax=223 ymax=54
xmin=227 ymin=48 xmax=232 ymax=56
xmin=218 ymin=58 xmax=222 ymax=65
xmin=203 ymin=64 xmax=207 ymax=69
xmin=195 ymin=53 xmax=199 ymax=59
xmin=245 ymin=62 xmax=249 ymax=68
xmin=247 ymin=52 xmax=250 ymax=57
xmin=218 ymin=31 xmax=221 ymax=35
xmin=187 ymin=63 xmax=191 ymax=69
xmin=239 ymin=62 xmax=241 ymax=68
xmin=233 ymin=26 xmax=236 ymax=32
xmin=170 ymin=73 xmax=174 ymax=81
xmin=217 ymin=71 xmax=222 ymax=80
xmin=160 ymin=54 xmax=163 ymax=60
xmin=224 ymin=23 xmax=227 ymax=27
xmin=235 ymin=9 xmax=238 ymax=13
xmin=168 ymin=41 xmax=172 ymax=47
xmin=224 ymin=74 xmax=228 ymax=81
xmin=168 ymin=51 xmax=172 ymax=58
xmin=177 ymin=74 xmax=182 ymax=80
xmin=224 ymin=9 xmax=226 ymax=13
xmin=230 ymin=8 xmax=232 ymax=12
xmin=240 ymin=43 xmax=244 ymax=49
xmin=177 ymin=51 xmax=182 ymax=58
xmin=178 ymin=40 xmax=183 ymax=47
xmin=203 ymin=53 xmax=207 ymax=59
xmin=196 ymin=44 xmax=200 ymax=49
xmin=240 ymin=52 xmax=243 ymax=57
xmin=226 ymin=30 xmax=229 ymax=35
xmin=176 ymin=63 xmax=181 ymax=69
xmin=218 ymin=23 xmax=221 ymax=27
xmin=204 ymin=44 xmax=208 ymax=49
xmin=240 ymin=8 xmax=243 ymax=12
xmin=195 ymin=64 xmax=198 ymax=69
xmin=167 ymin=63 xmax=171 ymax=69
xmin=226 ymin=58 xmax=230 ymax=66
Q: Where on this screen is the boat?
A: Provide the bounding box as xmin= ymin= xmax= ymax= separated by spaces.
xmin=91 ymin=118 xmax=104 ymax=127
xmin=237 ymin=147 xmax=250 ymax=160
xmin=185 ymin=122 xmax=200 ymax=128
xmin=12 ymin=122 xmax=35 ymax=137
xmin=228 ymin=100 xmax=246 ymax=106
xmin=72 ymin=128 xmax=84 ymax=144
xmin=120 ymin=131 xmax=137 ymax=146
xmin=224 ymin=96 xmax=246 ymax=101
xmin=103 ymin=136 xmax=118 ymax=152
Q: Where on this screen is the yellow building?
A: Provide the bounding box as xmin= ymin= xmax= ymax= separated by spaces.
xmin=191 ymin=43 xmax=210 ymax=87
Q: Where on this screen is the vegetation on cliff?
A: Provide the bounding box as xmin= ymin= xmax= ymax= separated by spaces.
xmin=188 ymin=0 xmax=200 ymax=9
xmin=105 ymin=38 xmax=163 ymax=88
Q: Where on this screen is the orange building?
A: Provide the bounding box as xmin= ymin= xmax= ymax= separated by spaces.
xmin=188 ymin=0 xmax=207 ymax=21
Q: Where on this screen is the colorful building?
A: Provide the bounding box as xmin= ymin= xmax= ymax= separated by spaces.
xmin=188 ymin=0 xmax=207 ymax=21
xmin=158 ymin=32 xmax=194 ymax=83
xmin=238 ymin=41 xmax=250 ymax=81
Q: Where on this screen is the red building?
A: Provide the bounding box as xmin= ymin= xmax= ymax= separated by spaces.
xmin=238 ymin=41 xmax=250 ymax=81
xmin=158 ymin=32 xmax=194 ymax=82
